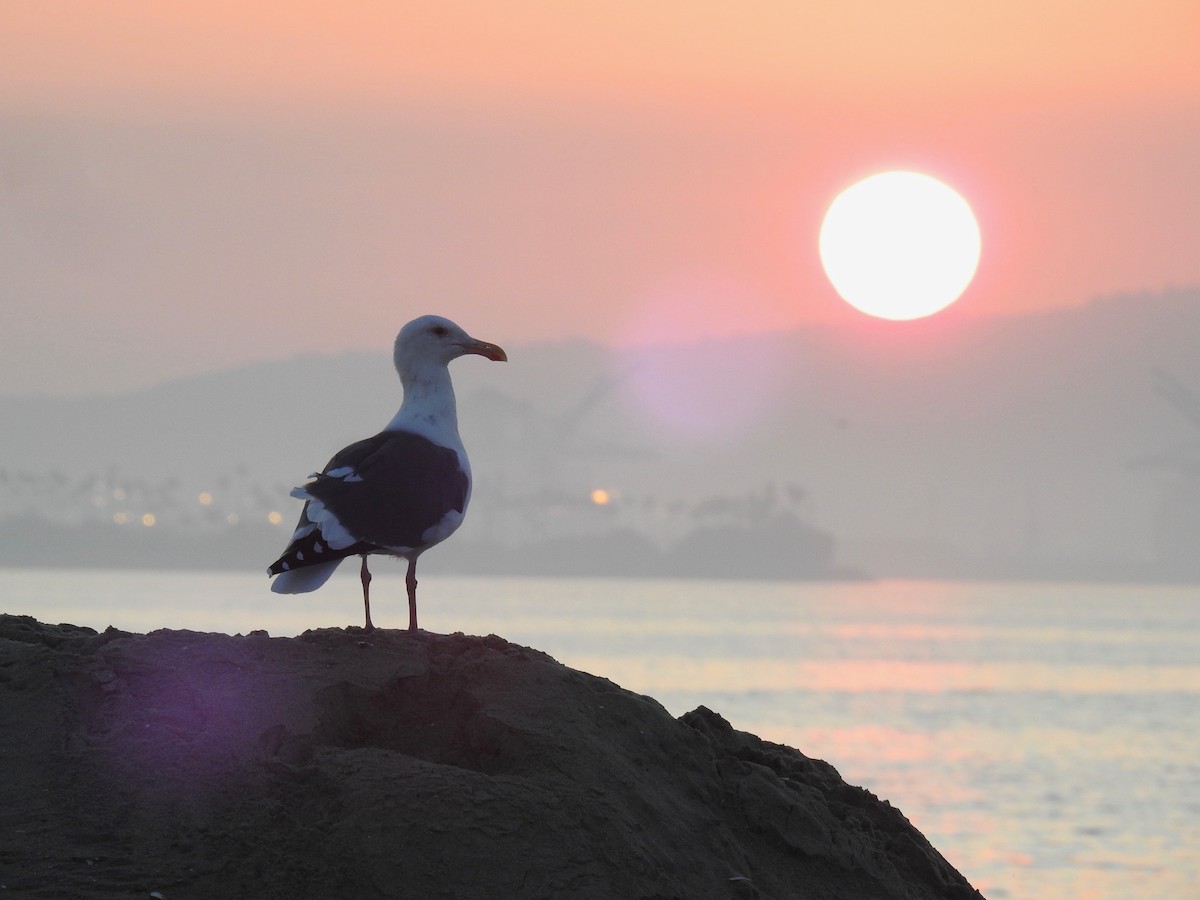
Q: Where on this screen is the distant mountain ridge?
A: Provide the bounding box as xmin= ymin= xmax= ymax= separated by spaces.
xmin=3 ymin=287 xmax=1200 ymax=579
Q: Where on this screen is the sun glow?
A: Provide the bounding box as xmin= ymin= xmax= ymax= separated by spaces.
xmin=819 ymin=171 xmax=981 ymax=321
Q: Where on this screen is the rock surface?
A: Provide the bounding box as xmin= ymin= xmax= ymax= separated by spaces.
xmin=0 ymin=614 xmax=984 ymax=899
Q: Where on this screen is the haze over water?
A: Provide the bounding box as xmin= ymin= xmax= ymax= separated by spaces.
xmin=4 ymin=6 xmax=1200 ymax=899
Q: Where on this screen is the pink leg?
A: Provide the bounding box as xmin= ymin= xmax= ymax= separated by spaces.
xmin=406 ymin=557 xmax=419 ymax=632
xmin=360 ymin=555 xmax=375 ymax=632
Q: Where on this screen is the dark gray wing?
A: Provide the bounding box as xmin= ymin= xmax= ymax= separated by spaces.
xmin=302 ymin=430 xmax=468 ymax=550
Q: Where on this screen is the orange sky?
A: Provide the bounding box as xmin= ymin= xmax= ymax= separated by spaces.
xmin=2 ymin=2 xmax=1199 ymax=393
xmin=5 ymin=2 xmax=1198 ymax=111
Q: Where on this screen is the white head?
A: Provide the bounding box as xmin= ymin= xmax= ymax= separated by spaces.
xmin=393 ymin=315 xmax=507 ymax=375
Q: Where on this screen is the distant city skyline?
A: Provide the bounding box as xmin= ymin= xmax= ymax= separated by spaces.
xmin=4 ymin=288 xmax=1200 ymax=581
xmin=2 ymin=3 xmax=1199 ymax=395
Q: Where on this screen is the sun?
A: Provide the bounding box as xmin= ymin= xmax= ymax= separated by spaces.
xmin=819 ymin=171 xmax=981 ymax=321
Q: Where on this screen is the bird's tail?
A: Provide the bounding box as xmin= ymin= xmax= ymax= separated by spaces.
xmin=269 ymin=559 xmax=343 ymax=593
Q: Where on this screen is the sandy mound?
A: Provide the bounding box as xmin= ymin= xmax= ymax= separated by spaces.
xmin=0 ymin=614 xmax=983 ymax=899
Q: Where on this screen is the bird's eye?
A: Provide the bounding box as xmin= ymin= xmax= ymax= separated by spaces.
xmin=431 ymin=325 xmax=449 ymax=337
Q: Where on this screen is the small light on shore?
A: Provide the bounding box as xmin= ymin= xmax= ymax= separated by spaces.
xmin=112 ymin=512 xmax=129 ymax=524
xmin=141 ymin=513 xmax=156 ymax=527
xmin=198 ymin=492 xmax=213 ymax=506
xmin=268 ymin=511 xmax=283 ymax=525
xmin=591 ymin=489 xmax=611 ymax=506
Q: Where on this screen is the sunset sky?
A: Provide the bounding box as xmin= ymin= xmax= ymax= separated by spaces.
xmin=3 ymin=1 xmax=1199 ymax=394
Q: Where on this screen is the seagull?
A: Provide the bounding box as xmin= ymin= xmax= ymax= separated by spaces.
xmin=267 ymin=315 xmax=507 ymax=632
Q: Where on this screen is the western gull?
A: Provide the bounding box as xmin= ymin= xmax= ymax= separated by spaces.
xmin=267 ymin=315 xmax=507 ymax=631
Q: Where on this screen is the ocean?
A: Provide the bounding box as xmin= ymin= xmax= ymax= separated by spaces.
xmin=3 ymin=567 xmax=1198 ymax=899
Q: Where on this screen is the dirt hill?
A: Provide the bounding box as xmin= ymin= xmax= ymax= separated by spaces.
xmin=0 ymin=614 xmax=983 ymax=899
